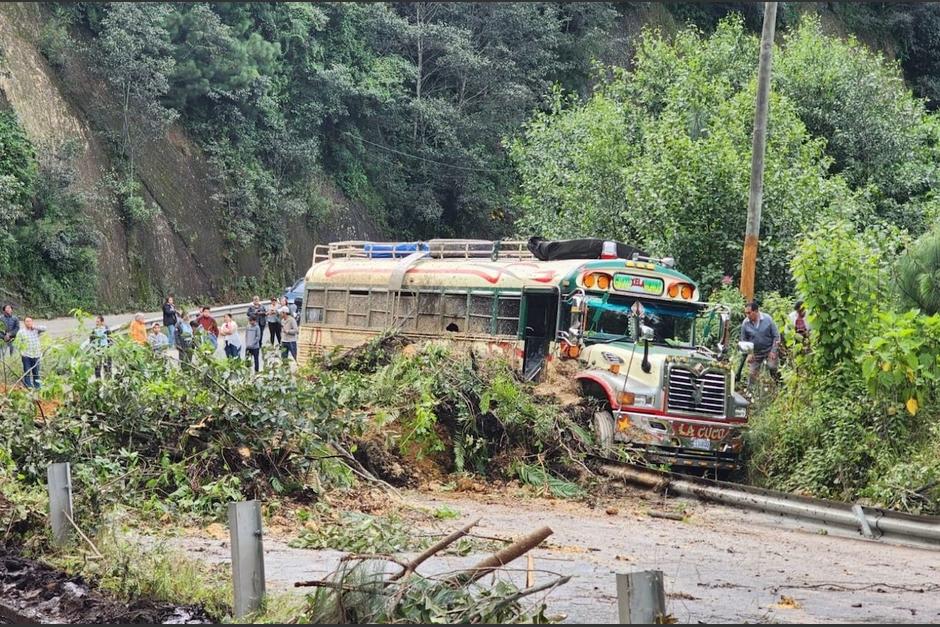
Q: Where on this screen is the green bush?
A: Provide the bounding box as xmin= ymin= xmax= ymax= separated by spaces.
xmin=791 ymin=221 xmax=885 ymax=372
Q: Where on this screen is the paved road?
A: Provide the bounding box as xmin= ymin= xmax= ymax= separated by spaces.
xmin=31 ymin=309 xmax=296 ymax=369
xmin=152 ymin=488 xmax=940 ymax=624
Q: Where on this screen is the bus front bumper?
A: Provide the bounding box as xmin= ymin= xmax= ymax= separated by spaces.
xmin=612 ymin=409 xmax=744 ymax=469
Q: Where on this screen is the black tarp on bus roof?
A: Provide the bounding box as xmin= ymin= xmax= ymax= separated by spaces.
xmin=526 ymin=237 xmax=648 ymax=261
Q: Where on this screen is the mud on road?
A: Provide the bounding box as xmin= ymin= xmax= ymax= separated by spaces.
xmin=0 ymin=552 xmax=209 ymax=624
xmin=155 ymin=484 xmax=940 ymax=624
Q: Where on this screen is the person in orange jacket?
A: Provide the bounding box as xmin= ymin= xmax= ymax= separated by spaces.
xmin=128 ymin=313 xmax=148 ymax=345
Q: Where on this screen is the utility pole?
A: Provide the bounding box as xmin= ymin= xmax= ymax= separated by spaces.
xmin=740 ymin=2 xmax=777 ymax=301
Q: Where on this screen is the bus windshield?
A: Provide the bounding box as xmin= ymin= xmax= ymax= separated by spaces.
xmin=584 ymin=298 xmax=700 ymax=347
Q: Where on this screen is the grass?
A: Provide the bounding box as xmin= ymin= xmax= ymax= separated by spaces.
xmin=39 ymin=519 xmax=303 ymax=623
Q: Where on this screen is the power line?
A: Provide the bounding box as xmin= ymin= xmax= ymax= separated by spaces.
xmin=339 ymin=130 xmax=511 ymax=174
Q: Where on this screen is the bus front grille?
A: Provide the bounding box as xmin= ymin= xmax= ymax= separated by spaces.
xmin=666 ymin=367 xmax=726 ymax=416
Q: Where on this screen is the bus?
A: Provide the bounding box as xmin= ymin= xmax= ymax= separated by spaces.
xmin=298 ymin=239 xmax=748 ymax=470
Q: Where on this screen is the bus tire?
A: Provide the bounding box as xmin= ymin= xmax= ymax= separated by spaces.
xmin=594 ymin=410 xmax=615 ymax=454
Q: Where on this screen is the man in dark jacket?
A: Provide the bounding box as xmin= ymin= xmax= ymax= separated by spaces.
xmin=246 ymin=295 xmax=267 ymax=344
xmin=162 ymin=295 xmax=179 ymax=346
xmin=1 ymin=304 xmax=19 ymax=358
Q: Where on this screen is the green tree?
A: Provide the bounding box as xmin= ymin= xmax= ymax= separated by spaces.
xmin=775 ymin=16 xmax=940 ymax=232
xmin=509 ymin=17 xmax=862 ymax=292
xmin=97 ymin=2 xmax=178 ymax=175
xmin=895 ymin=226 xmax=940 ymax=315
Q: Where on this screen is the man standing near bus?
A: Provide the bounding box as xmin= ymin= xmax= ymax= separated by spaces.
xmin=741 ymin=300 xmax=780 ymax=386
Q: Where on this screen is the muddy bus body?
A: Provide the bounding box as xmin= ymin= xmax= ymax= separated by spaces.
xmin=299 ymin=240 xmax=747 ymax=470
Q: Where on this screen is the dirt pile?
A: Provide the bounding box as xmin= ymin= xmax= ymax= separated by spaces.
xmin=0 ymin=552 xmax=210 ymax=624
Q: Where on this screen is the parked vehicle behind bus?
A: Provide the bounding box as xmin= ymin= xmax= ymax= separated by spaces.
xmin=298 ymin=239 xmax=748 ymax=470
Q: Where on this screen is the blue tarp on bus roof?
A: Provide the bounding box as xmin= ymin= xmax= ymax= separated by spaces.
xmin=362 ymin=242 xmax=430 ymax=258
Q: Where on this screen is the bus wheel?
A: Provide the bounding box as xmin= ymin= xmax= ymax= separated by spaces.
xmin=593 ymin=410 xmax=614 ymax=454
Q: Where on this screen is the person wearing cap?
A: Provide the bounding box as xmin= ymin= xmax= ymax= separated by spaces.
xmin=279 ymin=305 xmax=298 ymax=361
xmin=148 ymin=322 xmax=169 ymax=353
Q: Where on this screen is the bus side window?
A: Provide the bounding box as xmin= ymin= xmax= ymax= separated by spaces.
xmin=469 ymin=294 xmax=492 ymax=333
xmin=347 ymin=290 xmax=370 ymax=327
xmin=496 ymin=295 xmax=521 ymax=336
xmin=417 ymin=292 xmax=442 ymax=332
xmin=369 ymin=290 xmax=389 ymax=329
xmin=306 ymin=289 xmax=325 ymax=323
xmin=324 ymin=290 xmax=346 ymax=325
xmin=442 ymin=293 xmax=468 ymax=333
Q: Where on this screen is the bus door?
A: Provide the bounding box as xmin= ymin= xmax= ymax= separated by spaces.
xmin=521 ymin=288 xmax=559 ymax=381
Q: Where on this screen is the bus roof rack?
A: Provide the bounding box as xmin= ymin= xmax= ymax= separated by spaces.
xmin=313 ymin=239 xmax=536 ymax=263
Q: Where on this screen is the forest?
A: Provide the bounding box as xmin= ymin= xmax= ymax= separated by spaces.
xmin=0 ymin=2 xmax=939 ymax=309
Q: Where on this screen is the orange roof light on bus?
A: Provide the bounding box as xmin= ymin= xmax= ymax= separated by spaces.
xmin=667 ymin=282 xmax=695 ymax=300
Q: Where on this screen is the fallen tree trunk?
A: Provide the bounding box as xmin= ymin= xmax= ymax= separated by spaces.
xmin=448 ymin=526 xmax=553 ymax=586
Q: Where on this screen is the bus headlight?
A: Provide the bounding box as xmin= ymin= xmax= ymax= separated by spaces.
xmin=633 ymin=394 xmax=654 ymax=408
xmin=734 ymin=405 xmax=747 ymax=418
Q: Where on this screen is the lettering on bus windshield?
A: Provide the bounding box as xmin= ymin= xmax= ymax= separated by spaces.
xmin=612 ymin=273 xmax=664 ymax=296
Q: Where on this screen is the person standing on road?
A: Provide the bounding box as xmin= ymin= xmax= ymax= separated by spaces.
xmin=247 ymin=295 xmax=266 ymax=345
xmin=266 ymin=297 xmax=281 ymax=346
xmin=162 ymin=295 xmax=179 ymax=346
xmin=195 ymin=307 xmax=220 ymax=350
xmin=148 ymin=322 xmax=169 ymax=353
xmin=129 ymin=313 xmax=148 ymax=345
xmin=176 ymin=312 xmax=196 ymax=365
xmin=245 ymin=316 xmax=262 ymax=372
xmin=220 ymin=313 xmax=242 ymax=359
xmin=15 ymin=317 xmax=46 ymax=389
xmin=1 ymin=304 xmax=19 ymax=358
xmin=90 ymin=315 xmax=112 ymax=378
xmin=280 ymin=306 xmax=298 ymax=361
xmin=741 ymin=300 xmax=780 ymax=386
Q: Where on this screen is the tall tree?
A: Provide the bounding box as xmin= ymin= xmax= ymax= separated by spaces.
xmin=97 ymin=2 xmax=177 ymax=176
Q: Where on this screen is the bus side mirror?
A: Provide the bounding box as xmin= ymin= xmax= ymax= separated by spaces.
xmin=565 ymin=292 xmax=587 ymax=347
xmin=738 ymin=341 xmax=754 ymax=355
xmin=640 ymin=324 xmax=653 ymax=373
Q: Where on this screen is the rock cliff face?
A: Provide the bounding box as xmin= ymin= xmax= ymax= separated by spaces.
xmin=0 ymin=3 xmax=376 ymax=307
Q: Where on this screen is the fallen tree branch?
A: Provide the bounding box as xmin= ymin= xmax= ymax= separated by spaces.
xmin=490 ymin=575 xmax=572 ymax=614
xmin=390 ymin=518 xmax=480 ymax=582
xmin=329 ymin=441 xmax=403 ymax=499
xmin=447 ymin=526 xmax=553 ymax=586
xmin=64 ymin=513 xmax=103 ymax=559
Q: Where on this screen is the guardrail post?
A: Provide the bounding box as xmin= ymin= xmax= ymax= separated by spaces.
xmin=47 ymin=462 xmax=73 ymax=546
xmin=229 ymin=500 xmax=265 ymax=619
xmin=617 ymin=570 xmax=666 ymax=624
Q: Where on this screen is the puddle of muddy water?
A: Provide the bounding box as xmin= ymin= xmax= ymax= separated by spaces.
xmin=0 ymin=552 xmax=211 ymax=624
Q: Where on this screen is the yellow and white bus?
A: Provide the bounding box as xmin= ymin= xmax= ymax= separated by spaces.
xmin=299 ymin=239 xmax=747 ymax=470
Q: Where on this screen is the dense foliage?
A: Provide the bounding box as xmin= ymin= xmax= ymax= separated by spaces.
xmin=0 ymin=113 xmax=97 ymax=313
xmin=749 ymin=223 xmax=940 ymax=514
xmin=59 ymin=2 xmax=617 ymax=250
xmin=0 ymin=331 xmax=590 ymax=537
xmin=509 ymin=16 xmax=939 ymax=295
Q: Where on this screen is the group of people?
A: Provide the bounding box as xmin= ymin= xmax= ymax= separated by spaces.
xmin=120 ymin=295 xmax=300 ymax=372
xmin=740 ymin=299 xmax=811 ymax=386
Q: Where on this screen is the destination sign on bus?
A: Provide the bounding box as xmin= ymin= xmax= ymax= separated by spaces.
xmin=612 ymin=273 xmax=664 ymax=296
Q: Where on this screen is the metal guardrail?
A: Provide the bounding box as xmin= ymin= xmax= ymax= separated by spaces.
xmin=599 ymin=461 xmax=940 ymax=548
xmin=107 ymin=302 xmax=254 ymax=337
